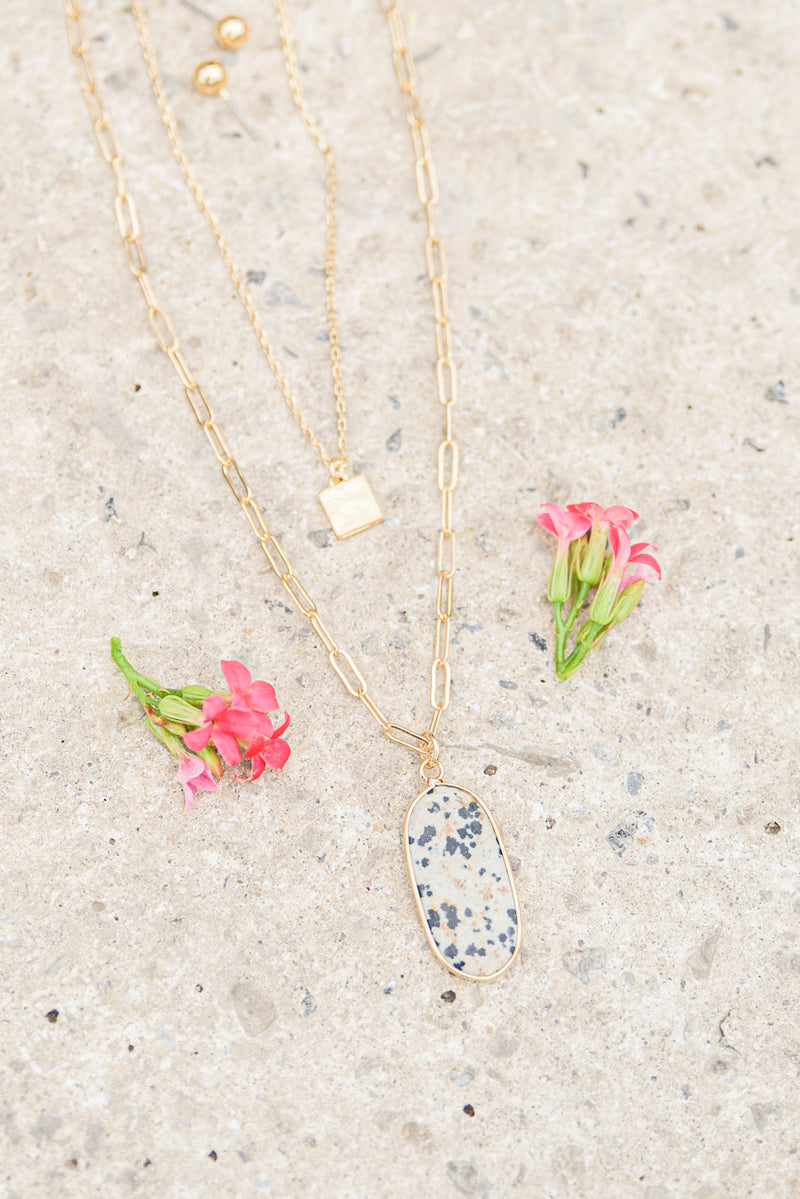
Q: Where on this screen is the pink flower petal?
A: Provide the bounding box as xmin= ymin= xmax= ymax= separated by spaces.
xmin=214 ymin=706 xmax=261 ymax=739
xmin=252 ymin=714 xmax=277 ymax=740
xmin=202 ymin=693 xmax=229 ymax=721
xmin=221 ymin=659 xmax=253 ymax=695
xmin=261 ymin=738 xmax=291 ymax=770
xmin=212 ymin=729 xmax=243 ymax=767
xmin=183 ymin=724 xmax=212 ymax=752
xmin=566 ymin=501 xmax=595 ymax=518
xmin=179 ymin=759 xmax=200 ymax=781
xmin=272 ymin=711 xmax=291 ymax=739
xmin=537 ymin=503 xmax=591 ymax=542
xmin=193 ymin=770 xmax=219 ymax=792
xmin=604 ymin=505 xmax=638 ymax=529
xmin=618 ymin=564 xmax=659 ymax=591
xmin=177 ymin=754 xmax=219 ymax=811
xmin=628 ymin=552 xmax=661 ymax=579
xmin=536 ymin=510 xmax=558 ymax=537
xmin=567 ymin=502 xmax=639 ymax=532
xmin=607 ymin=524 xmax=631 ymax=568
xmin=177 ymin=755 xmax=204 ymax=783
xmin=246 ymin=681 xmax=279 ymax=713
xmin=243 ymin=734 xmax=268 ymax=758
xmin=237 ymin=754 xmax=266 ymax=783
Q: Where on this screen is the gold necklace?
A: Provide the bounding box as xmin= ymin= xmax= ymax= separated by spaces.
xmin=135 ymin=0 xmax=380 ymax=539
xmin=65 ymin=0 xmax=522 ymax=982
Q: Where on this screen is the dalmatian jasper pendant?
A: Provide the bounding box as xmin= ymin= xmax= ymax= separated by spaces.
xmin=403 ymin=782 xmax=521 ymax=981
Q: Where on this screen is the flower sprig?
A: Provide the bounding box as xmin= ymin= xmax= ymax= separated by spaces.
xmin=536 ymin=502 xmax=661 ymax=680
xmin=110 ymin=638 xmax=290 ymax=809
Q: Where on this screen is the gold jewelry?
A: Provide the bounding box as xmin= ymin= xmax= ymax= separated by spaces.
xmin=192 ymin=60 xmax=258 ymax=139
xmin=179 ymin=1 xmax=250 ymax=50
xmin=65 ymin=0 xmax=521 ymax=981
xmin=140 ymin=0 xmax=381 ymax=536
xmin=214 ymin=15 xmax=249 ymax=50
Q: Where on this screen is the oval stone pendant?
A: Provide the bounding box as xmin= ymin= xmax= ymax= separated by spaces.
xmin=404 ymin=783 xmax=521 ymax=981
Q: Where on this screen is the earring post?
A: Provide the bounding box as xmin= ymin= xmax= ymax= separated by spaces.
xmin=220 ymin=90 xmax=259 ymax=139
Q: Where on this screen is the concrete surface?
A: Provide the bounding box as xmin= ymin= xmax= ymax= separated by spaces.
xmin=2 ymin=1 xmax=799 ymax=1195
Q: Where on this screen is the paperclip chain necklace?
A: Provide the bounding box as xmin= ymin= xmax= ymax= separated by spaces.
xmin=65 ymin=0 xmax=521 ymax=981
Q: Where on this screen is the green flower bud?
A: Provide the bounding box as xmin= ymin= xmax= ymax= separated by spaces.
xmin=608 ymin=579 xmax=645 ymax=626
xmin=197 ymin=746 xmax=223 ymax=779
xmin=547 ymin=547 xmax=571 ymax=604
xmin=575 ymin=523 xmax=608 ymax=586
xmin=180 ymin=685 xmax=215 ymax=703
xmin=588 ymin=567 xmax=623 ymax=626
xmin=158 ymin=695 xmax=205 ymax=727
xmin=162 ymin=719 xmax=192 ymax=736
xmin=145 ymin=714 xmax=185 ymax=758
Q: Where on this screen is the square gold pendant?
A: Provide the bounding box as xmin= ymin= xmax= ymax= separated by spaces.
xmin=318 ymin=475 xmax=383 ymax=539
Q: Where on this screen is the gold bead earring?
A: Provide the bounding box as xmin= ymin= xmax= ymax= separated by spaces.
xmin=193 ymin=60 xmax=259 ymax=139
xmin=179 ymin=2 xmax=250 ymax=51
xmin=214 ymin=15 xmax=249 ymax=50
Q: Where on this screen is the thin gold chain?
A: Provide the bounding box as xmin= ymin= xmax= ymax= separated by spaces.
xmin=64 ymin=0 xmax=458 ymax=767
xmin=131 ymin=0 xmax=349 ymax=481
xmin=272 ymin=0 xmax=348 ymax=481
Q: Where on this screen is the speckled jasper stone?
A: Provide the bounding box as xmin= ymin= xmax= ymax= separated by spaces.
xmin=405 ymin=784 xmax=519 ymax=979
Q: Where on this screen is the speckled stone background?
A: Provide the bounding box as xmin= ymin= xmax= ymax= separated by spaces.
xmin=3 ymin=2 xmax=799 ymax=1196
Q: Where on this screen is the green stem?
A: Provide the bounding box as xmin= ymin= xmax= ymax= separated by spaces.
xmin=556 ymin=620 xmax=606 ymax=680
xmin=112 ymin=637 xmax=191 ymax=763
xmin=110 ymin=636 xmax=168 ymax=699
xmin=562 ymin=581 xmax=592 ymax=636
xmin=553 ymin=601 xmax=567 ymax=667
xmin=553 ymin=581 xmax=593 ymax=675
xmin=556 ymin=638 xmax=593 ymax=680
xmin=144 ymin=712 xmax=183 ymax=758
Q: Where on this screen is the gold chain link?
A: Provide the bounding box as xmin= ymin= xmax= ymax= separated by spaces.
xmin=65 ymin=0 xmax=458 ymax=768
xmin=380 ymin=2 xmax=460 ymax=740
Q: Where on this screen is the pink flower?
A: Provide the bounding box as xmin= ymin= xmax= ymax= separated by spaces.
xmin=221 ymin=659 xmax=279 ymax=718
xmin=567 ymin=502 xmax=639 ymax=531
xmin=177 ymin=754 xmax=219 ymax=811
xmin=239 ymin=712 xmax=291 ymax=782
xmin=536 ymin=503 xmax=592 ymax=602
xmin=567 ymin=502 xmax=639 ymax=584
xmin=590 ymin=525 xmax=661 ymax=624
xmin=618 ymin=562 xmax=660 ymax=592
xmin=182 ymin=693 xmax=260 ymax=766
xmin=536 ymin=503 xmax=592 ymax=543
xmin=610 ymin=525 xmax=659 ymax=576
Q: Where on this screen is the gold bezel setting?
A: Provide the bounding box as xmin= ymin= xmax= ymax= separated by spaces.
xmin=403 ymin=782 xmax=522 ymax=982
